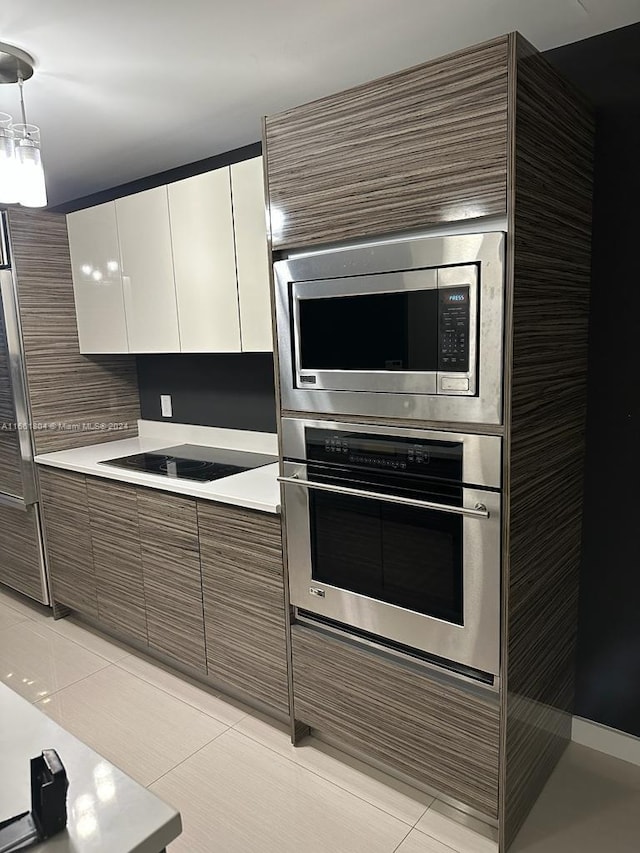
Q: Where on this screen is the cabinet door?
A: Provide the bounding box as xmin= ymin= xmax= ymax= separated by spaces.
xmin=137 ymin=489 xmax=206 ymax=672
xmin=292 ymin=624 xmax=500 ymax=818
xmin=86 ymin=478 xmax=147 ymax=644
xmin=39 ymin=468 xmax=98 ymax=616
xmin=168 ymin=169 xmax=241 ymax=352
xmin=264 ymin=36 xmax=509 ymax=249
xmin=116 ymin=187 xmax=180 ymax=352
xmin=198 ymin=502 xmax=289 ymax=712
xmin=67 ymin=203 xmax=129 ymax=354
xmin=230 ymin=157 xmax=273 ymax=352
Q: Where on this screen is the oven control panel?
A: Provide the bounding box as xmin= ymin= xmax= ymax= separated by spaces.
xmin=307 ymin=429 xmax=462 ymax=481
xmin=438 ymin=286 xmax=470 ymax=373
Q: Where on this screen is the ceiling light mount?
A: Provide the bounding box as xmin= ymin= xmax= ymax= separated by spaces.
xmin=0 ymin=42 xmax=35 ymax=85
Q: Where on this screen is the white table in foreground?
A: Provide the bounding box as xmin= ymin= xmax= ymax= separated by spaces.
xmin=0 ymin=684 xmax=181 ymax=852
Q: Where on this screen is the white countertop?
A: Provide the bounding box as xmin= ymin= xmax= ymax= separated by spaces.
xmin=35 ymin=428 xmax=281 ymax=514
xmin=0 ymin=683 xmax=181 ymax=852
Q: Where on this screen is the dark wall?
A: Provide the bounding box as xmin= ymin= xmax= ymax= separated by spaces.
xmin=137 ymin=354 xmax=277 ymax=433
xmin=545 ymin=23 xmax=640 ymax=737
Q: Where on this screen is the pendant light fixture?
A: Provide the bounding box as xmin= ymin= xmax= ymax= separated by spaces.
xmin=0 ymin=42 xmax=47 ymax=208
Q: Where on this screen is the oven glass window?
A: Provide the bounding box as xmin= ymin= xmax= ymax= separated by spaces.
xmin=309 ymin=490 xmax=463 ymax=625
xmin=298 ymin=290 xmax=439 ymax=371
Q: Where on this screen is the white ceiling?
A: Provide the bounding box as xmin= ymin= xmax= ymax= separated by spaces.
xmin=1 ymin=0 xmax=638 ymax=207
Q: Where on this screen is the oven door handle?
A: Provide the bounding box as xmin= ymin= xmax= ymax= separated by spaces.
xmin=277 ymin=475 xmax=490 ymax=519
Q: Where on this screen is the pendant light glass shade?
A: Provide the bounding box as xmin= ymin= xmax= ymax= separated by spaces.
xmin=0 ymin=45 xmax=47 ymax=209
xmin=13 ymin=124 xmax=47 ymax=208
xmin=0 ymin=112 xmax=19 ymax=204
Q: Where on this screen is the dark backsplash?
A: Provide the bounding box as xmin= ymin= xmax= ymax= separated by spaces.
xmin=137 ymin=354 xmax=277 ymax=433
xmin=545 ymin=22 xmax=640 ymax=737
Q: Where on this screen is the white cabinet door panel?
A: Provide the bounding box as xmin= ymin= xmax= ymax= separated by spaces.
xmin=168 ymin=169 xmax=241 ymax=352
xmin=116 ymin=187 xmax=180 ymax=353
xmin=231 ymin=157 xmax=273 ymax=352
xmin=67 ymin=203 xmax=129 ymax=353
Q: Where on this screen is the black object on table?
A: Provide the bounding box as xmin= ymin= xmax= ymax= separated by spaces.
xmin=0 ymin=750 xmax=68 ymax=851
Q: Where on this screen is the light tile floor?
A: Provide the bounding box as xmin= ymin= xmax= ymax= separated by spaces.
xmin=1 ymin=586 xmax=639 ymax=852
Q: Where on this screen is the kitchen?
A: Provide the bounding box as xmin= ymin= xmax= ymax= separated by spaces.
xmin=0 ymin=4 xmax=639 ymax=852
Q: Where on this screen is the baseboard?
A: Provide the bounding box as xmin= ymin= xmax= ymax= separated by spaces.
xmin=572 ymin=715 xmax=640 ymax=767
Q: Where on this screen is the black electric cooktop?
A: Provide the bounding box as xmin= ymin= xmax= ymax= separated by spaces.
xmin=100 ymin=444 xmax=275 ymax=483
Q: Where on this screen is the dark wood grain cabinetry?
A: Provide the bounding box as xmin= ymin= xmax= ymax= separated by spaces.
xmin=137 ymin=490 xmax=207 ymax=672
xmin=40 ymin=467 xmax=287 ymax=711
xmin=39 ymin=467 xmax=98 ymax=617
xmin=264 ymin=36 xmax=509 ymax=250
xmin=198 ymin=502 xmax=289 ymax=713
xmin=0 ymin=505 xmax=45 ymax=602
xmin=292 ymin=625 xmax=500 ymax=817
xmin=264 ymin=29 xmax=594 ymax=851
xmin=86 ymin=478 xmax=148 ymax=645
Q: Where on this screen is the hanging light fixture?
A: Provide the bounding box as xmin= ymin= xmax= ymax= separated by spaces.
xmin=0 ymin=42 xmax=47 ymax=208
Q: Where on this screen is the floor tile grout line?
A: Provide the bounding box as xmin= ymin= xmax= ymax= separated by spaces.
xmin=34 ymin=618 xmax=132 ymax=665
xmin=7 ymin=604 xmax=255 ymax=728
xmin=411 ymin=800 xmax=434 ymax=828
xmin=228 ymin=725 xmax=426 ymax=829
xmin=112 ymin=657 xmax=251 ymax=728
xmin=1 ymin=612 xmax=132 ymax=667
xmin=2 ymin=602 xmax=455 ymax=842
xmin=390 ymin=826 xmax=414 ymax=853
xmin=410 ymin=825 xmax=467 ymax=852
xmin=145 ymin=725 xmax=231 ymax=789
xmin=30 ymin=659 xmax=115 ymax=706
xmin=0 ymin=615 xmax=32 ymax=633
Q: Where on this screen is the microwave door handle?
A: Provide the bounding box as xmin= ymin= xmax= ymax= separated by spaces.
xmin=277 ymin=475 xmax=489 ymax=519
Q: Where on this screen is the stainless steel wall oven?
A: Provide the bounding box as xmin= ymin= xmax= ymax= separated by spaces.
xmin=274 ymin=231 xmax=505 ymax=425
xmin=279 ymin=418 xmax=502 ymax=681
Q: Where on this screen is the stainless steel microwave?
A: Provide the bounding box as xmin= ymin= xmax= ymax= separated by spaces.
xmin=274 ymin=231 xmax=505 ymax=425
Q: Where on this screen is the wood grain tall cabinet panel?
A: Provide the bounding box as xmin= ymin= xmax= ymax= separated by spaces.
xmin=6 ymin=208 xmax=140 ymax=455
xmin=263 ymin=32 xmax=594 ymax=851
xmin=500 ymin=35 xmax=594 ymax=849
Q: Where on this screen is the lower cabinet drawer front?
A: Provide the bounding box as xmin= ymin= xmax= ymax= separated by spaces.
xmin=137 ymin=489 xmax=206 ymax=673
xmin=39 ymin=468 xmax=98 ymax=617
xmin=291 ymin=625 xmax=500 ymax=817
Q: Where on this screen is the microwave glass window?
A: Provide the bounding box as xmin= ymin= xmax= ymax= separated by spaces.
xmin=309 ymin=490 xmax=464 ymax=625
xmin=298 ymin=290 xmax=439 ymax=371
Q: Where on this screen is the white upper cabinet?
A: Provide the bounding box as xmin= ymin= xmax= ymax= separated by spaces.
xmin=67 ymin=202 xmax=129 ymax=354
xmin=168 ymin=169 xmax=241 ymax=352
xmin=116 ymin=187 xmax=181 ymax=353
xmin=67 ymin=157 xmax=273 ymax=354
xmin=231 ymin=157 xmax=273 ymax=352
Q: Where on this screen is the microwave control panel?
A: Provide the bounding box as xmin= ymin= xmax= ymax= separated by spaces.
xmin=438 ymin=286 xmax=470 ymax=373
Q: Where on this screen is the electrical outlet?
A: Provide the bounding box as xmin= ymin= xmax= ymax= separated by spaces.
xmin=160 ymin=394 xmax=172 ymax=418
